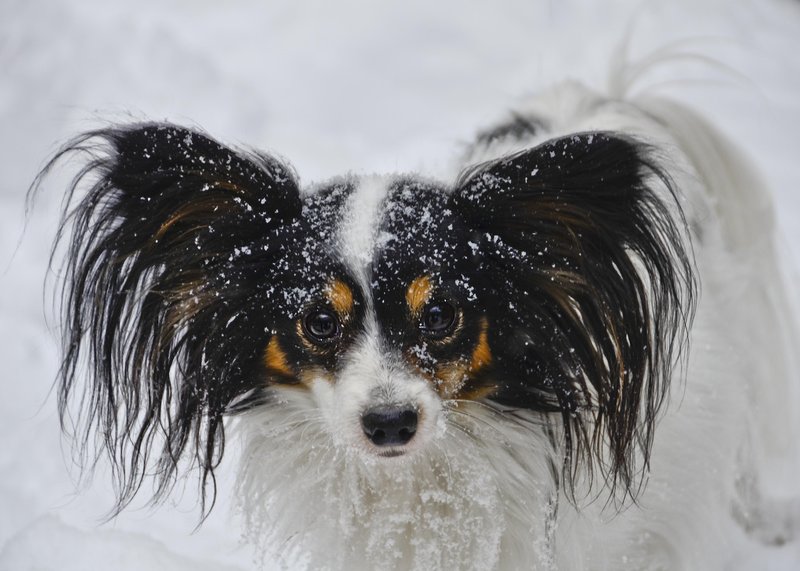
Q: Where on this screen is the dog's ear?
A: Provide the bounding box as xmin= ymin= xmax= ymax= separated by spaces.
xmin=450 ymin=133 xmax=696 ymax=497
xmin=38 ymin=123 xmax=301 ymax=514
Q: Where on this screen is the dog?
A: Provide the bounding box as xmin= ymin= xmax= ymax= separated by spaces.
xmin=36 ymin=76 xmax=799 ymax=569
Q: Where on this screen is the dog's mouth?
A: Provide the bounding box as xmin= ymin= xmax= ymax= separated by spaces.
xmin=374 ymin=448 xmax=407 ymax=458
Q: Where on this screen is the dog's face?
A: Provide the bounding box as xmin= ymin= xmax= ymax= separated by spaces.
xmin=259 ymin=177 xmax=489 ymax=458
xmin=44 ymin=122 xmax=694 ymax=509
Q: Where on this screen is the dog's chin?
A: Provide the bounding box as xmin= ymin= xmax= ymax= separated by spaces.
xmin=354 ymin=439 xmax=418 ymax=462
xmin=350 ymin=432 xmax=433 ymax=463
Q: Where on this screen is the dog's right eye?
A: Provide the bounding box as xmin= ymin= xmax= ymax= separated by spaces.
xmin=302 ymin=308 xmax=340 ymax=342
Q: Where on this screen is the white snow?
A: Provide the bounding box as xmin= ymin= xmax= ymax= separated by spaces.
xmin=1 ymin=0 xmax=799 ymax=569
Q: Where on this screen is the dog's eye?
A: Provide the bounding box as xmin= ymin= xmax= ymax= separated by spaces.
xmin=420 ymin=301 xmax=457 ymax=338
xmin=303 ymin=308 xmax=340 ymax=342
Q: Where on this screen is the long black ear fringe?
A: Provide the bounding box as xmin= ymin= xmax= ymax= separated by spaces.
xmin=31 ymin=123 xmax=301 ymax=517
xmin=451 ymin=132 xmax=697 ymax=501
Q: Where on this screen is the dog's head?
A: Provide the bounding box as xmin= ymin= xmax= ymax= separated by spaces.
xmin=41 ymin=123 xmax=694 ymax=512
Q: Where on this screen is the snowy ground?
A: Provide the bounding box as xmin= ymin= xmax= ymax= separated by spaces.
xmin=1 ymin=0 xmax=799 ymax=569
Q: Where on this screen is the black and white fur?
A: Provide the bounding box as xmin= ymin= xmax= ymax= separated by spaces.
xmin=37 ymin=77 xmax=799 ymax=569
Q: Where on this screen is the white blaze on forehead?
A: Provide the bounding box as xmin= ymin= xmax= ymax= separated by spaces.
xmin=336 ymin=174 xmax=394 ymax=284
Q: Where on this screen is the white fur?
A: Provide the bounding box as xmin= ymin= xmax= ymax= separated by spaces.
xmin=235 ymin=81 xmax=800 ymax=569
xmin=337 ymin=174 xmax=393 ymax=284
xmin=237 ymin=393 xmax=558 ymax=570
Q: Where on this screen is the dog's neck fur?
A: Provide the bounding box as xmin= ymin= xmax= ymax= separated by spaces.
xmin=236 ymin=393 xmax=561 ymax=570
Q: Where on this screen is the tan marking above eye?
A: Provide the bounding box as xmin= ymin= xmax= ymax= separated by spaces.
xmin=264 ymin=335 xmax=293 ymax=377
xmin=325 ymin=278 xmax=354 ymax=317
xmin=406 ymin=275 xmax=433 ymax=315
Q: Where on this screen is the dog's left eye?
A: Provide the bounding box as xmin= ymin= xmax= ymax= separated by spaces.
xmin=420 ymin=301 xmax=457 ymax=338
xmin=303 ymin=308 xmax=340 ymax=342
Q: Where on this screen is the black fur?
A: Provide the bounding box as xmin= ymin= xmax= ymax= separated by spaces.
xmin=36 ymin=124 xmax=313 ymax=513
xmin=450 ymin=133 xmax=696 ymax=496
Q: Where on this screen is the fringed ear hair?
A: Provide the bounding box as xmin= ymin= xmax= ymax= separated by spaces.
xmin=450 ymin=132 xmax=697 ymax=499
xmin=35 ymin=123 xmax=301 ymax=515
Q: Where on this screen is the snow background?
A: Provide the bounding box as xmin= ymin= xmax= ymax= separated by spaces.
xmin=1 ymin=0 xmax=799 ymax=568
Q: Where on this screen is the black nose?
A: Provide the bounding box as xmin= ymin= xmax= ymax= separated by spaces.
xmin=361 ymin=407 xmax=418 ymax=446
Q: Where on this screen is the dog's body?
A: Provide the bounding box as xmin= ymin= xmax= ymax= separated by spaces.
xmin=40 ymin=79 xmax=798 ymax=570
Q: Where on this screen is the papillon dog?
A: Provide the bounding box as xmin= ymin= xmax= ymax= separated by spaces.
xmin=37 ymin=77 xmax=799 ymax=570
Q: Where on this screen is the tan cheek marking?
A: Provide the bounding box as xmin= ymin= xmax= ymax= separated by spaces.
xmin=406 ymin=275 xmax=433 ymax=316
xmin=448 ymin=319 xmax=495 ymax=401
xmin=408 ymin=317 xmax=493 ymax=400
xmin=264 ymin=336 xmax=293 ymax=377
xmin=434 ymin=361 xmax=470 ymax=399
xmin=405 ymin=351 xmax=457 ymax=398
xmin=326 ymin=279 xmax=354 ymax=318
xmin=468 ymin=318 xmax=492 ymax=373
